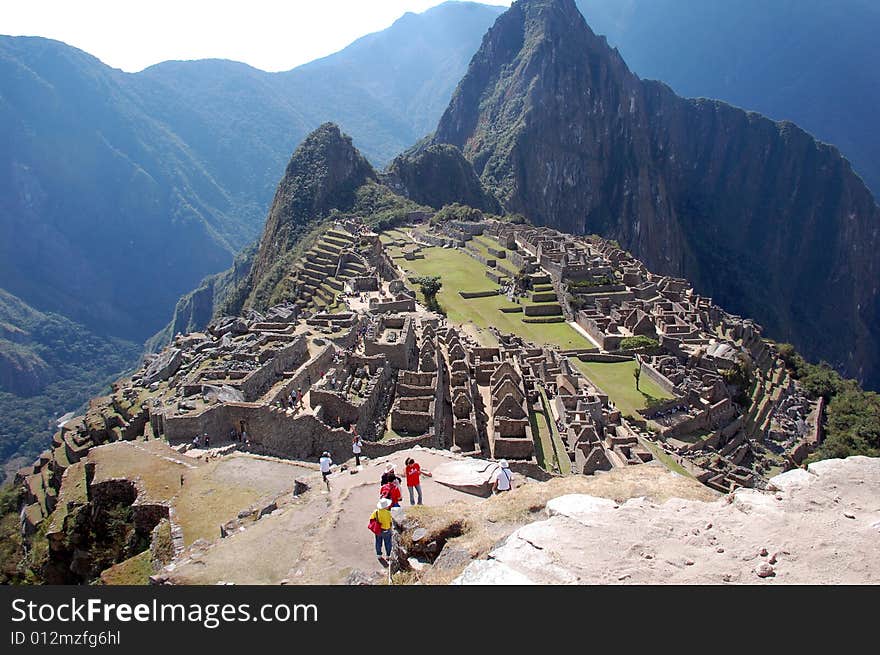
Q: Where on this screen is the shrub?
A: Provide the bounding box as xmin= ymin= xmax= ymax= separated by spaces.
xmin=619 ymin=336 xmax=659 ymax=351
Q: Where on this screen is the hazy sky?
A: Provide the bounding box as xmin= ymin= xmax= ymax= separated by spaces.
xmin=2 ymin=0 xmax=513 ymax=73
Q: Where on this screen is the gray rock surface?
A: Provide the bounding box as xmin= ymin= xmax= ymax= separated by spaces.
xmin=143 ymin=348 xmax=182 ymax=384
xmin=431 ymin=459 xmax=501 ymax=497
xmin=453 ymin=457 xmax=880 ymax=584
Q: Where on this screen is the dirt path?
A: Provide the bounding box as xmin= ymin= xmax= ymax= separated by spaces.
xmin=160 ymin=448 xmax=484 ymax=584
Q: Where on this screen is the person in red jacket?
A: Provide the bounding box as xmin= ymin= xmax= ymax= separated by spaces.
xmin=404 ymin=457 xmax=432 ymax=505
xmin=379 ymin=477 xmax=403 ymax=508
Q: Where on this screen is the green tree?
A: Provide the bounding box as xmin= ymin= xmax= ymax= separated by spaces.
xmin=633 ymin=364 xmax=641 ymax=391
xmin=413 ymin=275 xmax=443 ymax=312
xmin=799 ymin=362 xmax=843 ymax=401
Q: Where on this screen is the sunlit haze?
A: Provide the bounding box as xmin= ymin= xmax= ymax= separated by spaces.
xmin=1 ymin=0 xmax=513 ymax=72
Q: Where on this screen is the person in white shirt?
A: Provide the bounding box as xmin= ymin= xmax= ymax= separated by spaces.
xmin=319 ymin=451 xmax=333 ymax=491
xmin=352 ymin=434 xmax=363 ymax=467
xmin=492 ymin=459 xmax=514 ymax=494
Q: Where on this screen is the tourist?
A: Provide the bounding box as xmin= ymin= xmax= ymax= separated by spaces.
xmin=319 ymin=451 xmax=333 ymax=491
xmin=404 ymin=457 xmax=431 ymax=505
xmin=352 ymin=433 xmax=363 ymax=467
xmin=203 ymin=433 xmax=210 ymax=448
xmin=370 ymin=498 xmax=393 ymax=562
xmin=298 ymin=387 xmax=304 ymax=409
xmin=492 ymin=459 xmax=514 ymax=494
xmin=380 ymin=463 xmax=401 ymax=486
xmin=192 ymin=435 xmax=199 ymax=449
xmin=180 ymin=474 xmax=184 ymax=487
xmin=380 ymin=474 xmax=403 ymax=508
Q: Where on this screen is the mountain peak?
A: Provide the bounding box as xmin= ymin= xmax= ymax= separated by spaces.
xmin=428 ymin=0 xmax=880 ymax=388
xmin=433 ymin=0 xmax=634 ymax=177
xmin=245 ymin=124 xmax=375 ymax=306
xmin=281 ymin=122 xmax=368 ymax=178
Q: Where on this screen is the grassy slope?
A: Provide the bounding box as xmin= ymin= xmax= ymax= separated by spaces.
xmin=572 ymin=359 xmax=674 ymax=418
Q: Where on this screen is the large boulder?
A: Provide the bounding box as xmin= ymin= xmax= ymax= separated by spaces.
xmin=431 ymin=459 xmax=501 ymax=497
xmin=202 ymin=385 xmax=246 ymax=404
xmin=143 ymin=348 xmax=182 ymax=384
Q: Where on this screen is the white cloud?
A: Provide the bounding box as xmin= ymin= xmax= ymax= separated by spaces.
xmin=1 ymin=0 xmax=513 ymax=72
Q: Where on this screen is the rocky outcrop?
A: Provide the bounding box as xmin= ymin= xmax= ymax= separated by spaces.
xmin=453 ymin=456 xmax=880 ymax=584
xmin=384 ymin=144 xmax=500 ymax=213
xmin=431 ymin=0 xmax=880 ymax=389
xmin=241 ymin=123 xmax=376 ymax=312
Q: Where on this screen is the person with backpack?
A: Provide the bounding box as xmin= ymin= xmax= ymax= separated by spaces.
xmin=380 ymin=476 xmax=402 ymax=508
xmin=369 ymin=498 xmax=393 ymax=561
xmin=404 ymin=457 xmax=431 ymax=505
xmin=492 ymin=459 xmax=514 ymax=494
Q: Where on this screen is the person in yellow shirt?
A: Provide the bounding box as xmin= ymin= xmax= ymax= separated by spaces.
xmin=370 ymin=498 xmax=393 ymax=561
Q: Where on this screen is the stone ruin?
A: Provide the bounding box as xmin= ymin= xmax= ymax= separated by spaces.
xmin=15 ymin=216 xmax=823 ymax=545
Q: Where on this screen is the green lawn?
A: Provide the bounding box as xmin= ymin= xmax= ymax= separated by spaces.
xmin=100 ymin=550 xmax=153 ymax=585
xmin=538 ymin=386 xmax=571 ymax=474
xmin=637 ymin=437 xmax=693 ymax=478
xmin=571 ymin=359 xmax=675 ymax=417
xmin=529 ymin=409 xmax=554 ymax=471
xmin=468 ymin=236 xmax=518 ymax=276
xmin=396 ymin=241 xmax=592 ymax=350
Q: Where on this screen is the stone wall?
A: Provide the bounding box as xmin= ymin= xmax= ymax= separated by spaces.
xmin=637 ymin=358 xmax=679 ymax=396
xmin=309 ymin=389 xmax=360 ymax=427
xmin=363 ymin=432 xmax=437 ymax=456
xmin=311 ymin=364 xmax=392 ymax=436
xmin=486 ymin=269 xmax=507 ymax=284
xmin=460 ymin=290 xmax=500 ymax=299
xmin=524 ymin=303 xmax=563 ymax=316
xmin=268 ymin=343 xmax=335 ymax=404
xmin=493 ymin=435 xmax=535 ymax=460
xmin=369 ymin=298 xmax=416 ymax=314
xmin=453 ymin=421 xmax=479 ymax=451
xmin=364 ymin=317 xmax=416 ymax=369
xmin=508 ymin=249 xmax=537 ymax=273
xmin=464 ymin=245 xmax=496 ymax=268
xmin=575 ymin=353 xmax=632 ymax=363
xmin=661 ymin=398 xmax=737 ymax=438
xmin=391 ymin=407 xmax=434 ymax=434
xmin=240 ymin=337 xmax=308 ymax=401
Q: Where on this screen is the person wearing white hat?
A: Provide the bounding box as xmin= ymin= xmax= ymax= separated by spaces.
xmin=380 ymin=462 xmax=400 ymax=485
xmin=369 ymin=498 xmax=393 ymax=560
xmin=492 ymin=459 xmax=514 ymax=494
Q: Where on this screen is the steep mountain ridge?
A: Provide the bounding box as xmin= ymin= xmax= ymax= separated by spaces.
xmin=431 ymin=0 xmax=880 ymax=388
xmin=1 ymin=2 xmax=504 ymax=345
xmin=0 ymin=288 xmax=139 ymax=477
xmin=574 ymin=0 xmax=880 ymax=198
xmin=0 ymin=2 xmax=503 ymax=470
xmin=243 ymin=124 xmax=377 ymax=311
xmin=384 ymin=143 xmax=501 ymax=213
